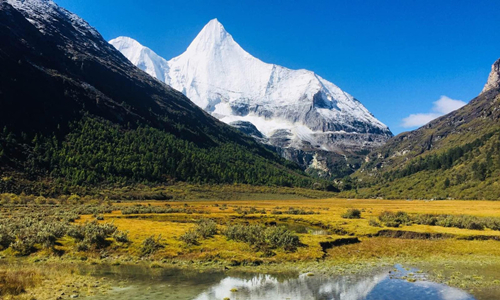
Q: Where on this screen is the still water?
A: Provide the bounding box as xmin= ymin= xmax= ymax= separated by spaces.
xmin=82 ymin=264 xmax=475 ymax=300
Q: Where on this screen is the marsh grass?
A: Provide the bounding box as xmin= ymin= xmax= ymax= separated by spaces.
xmin=0 ymin=269 xmax=39 ymax=296
xmin=5 ymin=198 xmax=500 ymax=299
xmin=4 ymin=198 xmax=500 ymax=272
xmin=0 ymin=262 xmax=98 ymax=300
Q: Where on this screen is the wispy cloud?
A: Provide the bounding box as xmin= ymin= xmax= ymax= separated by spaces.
xmin=401 ymin=96 xmax=466 ymax=128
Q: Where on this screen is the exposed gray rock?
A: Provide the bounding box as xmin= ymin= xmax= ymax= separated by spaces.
xmin=229 ymin=121 xmax=264 ymax=139
xmin=482 ymin=58 xmax=500 ymax=94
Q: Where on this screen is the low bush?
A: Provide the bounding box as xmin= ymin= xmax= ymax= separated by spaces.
xmin=68 ymin=221 xmax=117 ymax=250
xmin=413 ymin=214 xmax=485 ymax=230
xmin=196 ymin=219 xmax=217 ymax=238
xmin=10 ymin=239 xmax=36 ymax=256
xmin=341 ymin=208 xmax=361 ymax=219
xmin=378 ymin=211 xmax=500 ymax=231
xmin=0 ymin=225 xmax=16 ymax=249
xmin=179 ymin=218 xmax=218 ymax=245
xmin=179 ymin=229 xmax=199 ymax=245
xmin=271 ymin=207 xmax=316 ymax=215
xmin=235 ymin=206 xmax=266 ymax=215
xmin=113 ymin=230 xmax=130 ymax=244
xmin=368 ymin=217 xmax=382 ymax=227
xmin=140 ymin=235 xmax=164 ymax=256
xmin=379 ymin=211 xmax=411 ymax=227
xmin=223 ymin=224 xmax=300 ymax=252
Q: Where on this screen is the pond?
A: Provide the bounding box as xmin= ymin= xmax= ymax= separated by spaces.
xmin=80 ymin=264 xmax=478 ymax=300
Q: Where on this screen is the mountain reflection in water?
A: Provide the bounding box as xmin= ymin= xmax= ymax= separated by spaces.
xmin=84 ymin=265 xmax=475 ymax=300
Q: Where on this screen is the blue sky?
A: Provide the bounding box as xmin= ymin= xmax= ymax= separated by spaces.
xmin=54 ymin=0 xmax=500 ymax=135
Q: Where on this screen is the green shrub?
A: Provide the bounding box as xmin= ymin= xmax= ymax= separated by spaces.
xmin=68 ymin=221 xmax=117 ymax=250
xmin=113 ymin=230 xmax=129 ymax=244
xmin=368 ymin=217 xmax=382 ymax=227
xmin=34 ymin=196 xmax=47 ymax=205
xmin=195 ymin=219 xmax=217 ymax=238
xmin=11 ymin=239 xmax=36 ymax=256
xmin=68 ymin=194 xmax=81 ymax=204
xmin=140 ymin=235 xmax=164 ymax=256
xmin=385 ymin=221 xmax=401 ymax=228
xmin=235 ymin=206 xmax=266 ymax=215
xmin=35 ymin=222 xmax=67 ymax=248
xmin=179 ymin=218 xmax=218 ymax=245
xmin=341 ymin=208 xmax=361 ymax=219
xmin=179 ymin=229 xmax=200 ymax=245
xmin=223 ymin=224 xmax=300 ymax=252
xmin=379 ymin=211 xmax=411 ymax=226
xmin=264 ymin=226 xmax=300 ymax=251
xmin=0 ymin=225 xmax=15 ymax=249
xmin=271 ymin=207 xmax=316 ymax=215
xmin=75 ymin=242 xmax=89 ymax=252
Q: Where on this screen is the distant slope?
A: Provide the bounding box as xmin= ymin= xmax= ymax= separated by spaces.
xmin=0 ymin=0 xmax=324 ymax=194
xmin=349 ymin=58 xmax=500 ymax=200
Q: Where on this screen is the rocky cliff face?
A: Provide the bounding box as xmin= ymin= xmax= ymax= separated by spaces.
xmin=482 ymin=58 xmax=500 ymax=94
xmin=110 ymin=20 xmax=392 ymax=177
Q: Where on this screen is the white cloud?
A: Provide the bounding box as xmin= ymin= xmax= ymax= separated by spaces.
xmin=401 ymin=113 xmax=441 ymax=128
xmin=401 ymin=96 xmax=466 ymax=128
xmin=432 ymin=96 xmax=467 ymax=114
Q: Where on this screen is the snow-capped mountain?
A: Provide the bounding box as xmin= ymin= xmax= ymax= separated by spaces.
xmin=111 ymin=19 xmax=392 ymax=173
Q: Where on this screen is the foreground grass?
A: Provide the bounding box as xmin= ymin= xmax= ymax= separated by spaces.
xmin=0 ymin=262 xmax=109 ymax=300
xmin=2 ymin=198 xmax=500 ymax=298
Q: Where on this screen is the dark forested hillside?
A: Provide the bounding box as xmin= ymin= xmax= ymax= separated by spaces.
xmin=0 ymin=1 xmax=321 ymax=194
xmin=346 ymin=59 xmax=500 ymax=200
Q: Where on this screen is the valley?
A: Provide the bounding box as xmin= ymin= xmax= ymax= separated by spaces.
xmin=1 ymin=0 xmax=500 ymax=299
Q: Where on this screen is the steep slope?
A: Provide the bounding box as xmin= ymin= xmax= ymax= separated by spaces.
xmin=0 ymin=0 xmax=320 ymax=194
xmin=350 ymin=58 xmax=500 ymax=200
xmin=110 ymin=20 xmax=392 ymax=176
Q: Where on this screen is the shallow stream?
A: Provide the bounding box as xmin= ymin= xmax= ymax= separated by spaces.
xmin=81 ymin=264 xmax=477 ymax=300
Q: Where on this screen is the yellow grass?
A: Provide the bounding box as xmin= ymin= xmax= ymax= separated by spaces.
xmin=71 ymin=198 xmax=500 ymax=264
xmin=4 ymin=198 xmax=500 ymax=299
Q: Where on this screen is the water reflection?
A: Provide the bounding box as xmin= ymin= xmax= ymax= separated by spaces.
xmin=193 ymin=272 xmax=387 ymax=300
xmin=84 ymin=265 xmax=475 ymax=300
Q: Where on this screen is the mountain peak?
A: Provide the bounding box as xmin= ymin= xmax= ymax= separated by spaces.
xmin=110 ymin=36 xmax=143 ymax=49
xmin=114 ymin=18 xmax=392 ymax=162
xmin=482 ymin=58 xmax=500 ymax=94
xmin=186 ymin=18 xmax=235 ymax=52
xmin=109 ymin=36 xmax=169 ymax=82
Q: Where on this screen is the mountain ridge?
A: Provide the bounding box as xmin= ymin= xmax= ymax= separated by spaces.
xmin=110 ymin=19 xmax=392 ymax=176
xmin=348 ymin=58 xmax=500 ymax=199
xmin=0 ymin=0 xmax=322 ymax=194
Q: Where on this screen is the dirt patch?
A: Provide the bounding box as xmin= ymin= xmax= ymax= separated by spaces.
xmin=374 ymin=230 xmax=454 ymax=240
xmin=320 ymin=237 xmax=360 ymax=254
xmin=457 ymin=235 xmax=500 ymax=241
